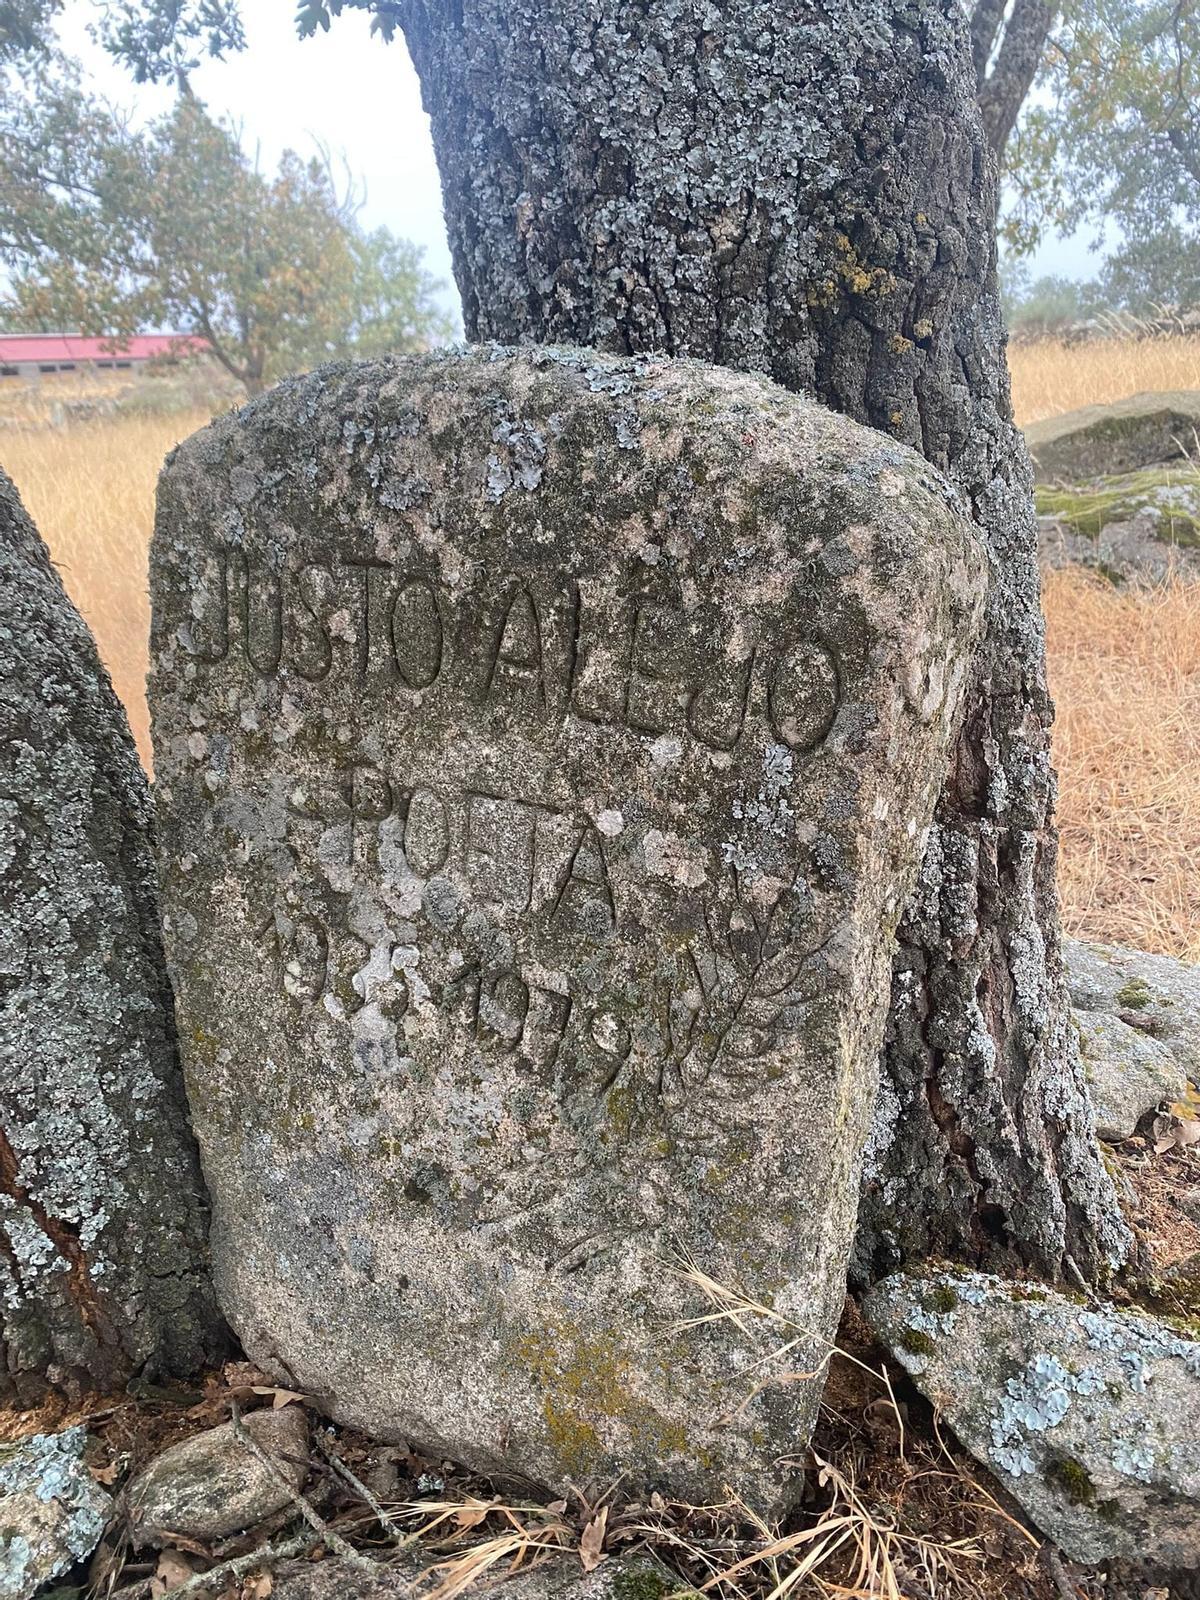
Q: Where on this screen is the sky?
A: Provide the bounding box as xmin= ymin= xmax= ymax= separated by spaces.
xmin=55 ymin=0 xmax=1101 ymax=312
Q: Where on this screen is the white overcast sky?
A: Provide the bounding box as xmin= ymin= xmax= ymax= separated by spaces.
xmin=56 ymin=0 xmax=1098 ymax=318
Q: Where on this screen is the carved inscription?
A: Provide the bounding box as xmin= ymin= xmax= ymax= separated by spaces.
xmin=247 ymin=750 xmax=832 ymax=1123
xmin=184 ymin=549 xmax=842 ymax=755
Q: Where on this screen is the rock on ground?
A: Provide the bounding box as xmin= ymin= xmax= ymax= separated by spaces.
xmin=125 ymin=1407 xmax=309 ymax=1544
xmin=864 ymin=1268 xmax=1200 ymax=1564
xmin=149 ymin=346 xmax=984 ymax=1507
xmin=1075 ymin=1012 xmax=1190 ymax=1143
xmin=270 ymin=1554 xmax=692 ymax=1600
xmin=0 ymin=1427 xmax=111 ymax=1600
xmin=0 ymin=467 xmax=223 ymax=1402
xmin=1024 ymin=391 xmax=1200 ymax=483
xmin=1065 ymin=938 xmax=1200 ymax=1138
xmin=1037 ymin=465 xmax=1200 ymax=584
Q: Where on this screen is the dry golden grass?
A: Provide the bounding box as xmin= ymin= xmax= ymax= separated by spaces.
xmin=1045 ymin=565 xmax=1200 ymax=961
xmin=1008 ymin=331 xmax=1200 ymax=425
xmin=1 ymin=403 xmax=213 ymax=761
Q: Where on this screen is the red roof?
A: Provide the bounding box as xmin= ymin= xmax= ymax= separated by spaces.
xmin=0 ymin=333 xmax=208 ymax=362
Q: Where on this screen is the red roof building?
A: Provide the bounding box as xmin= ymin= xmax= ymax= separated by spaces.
xmin=0 ymin=333 xmax=208 ymax=376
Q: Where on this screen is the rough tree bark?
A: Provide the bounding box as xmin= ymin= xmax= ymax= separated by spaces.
xmin=0 ymin=468 xmax=224 ymax=1402
xmin=972 ymin=0 xmax=1056 ymax=159
xmin=389 ymin=0 xmax=1129 ymax=1282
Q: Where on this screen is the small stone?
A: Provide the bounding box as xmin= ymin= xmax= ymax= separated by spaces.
xmin=126 ymin=1407 xmax=309 ymax=1544
xmin=864 ymin=1268 xmax=1200 ymax=1564
xmin=0 ymin=1427 xmax=112 ymax=1600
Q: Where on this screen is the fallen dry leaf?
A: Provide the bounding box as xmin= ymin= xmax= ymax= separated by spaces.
xmin=224 ymin=1362 xmax=274 ymax=1389
xmin=251 ymin=1386 xmax=308 ymax=1409
xmin=452 ymin=1499 xmax=494 ymax=1532
xmin=1155 ymin=1116 xmax=1200 ymax=1155
xmin=151 ymin=1548 xmax=201 ymax=1598
xmin=578 ymin=1507 xmax=608 ymax=1573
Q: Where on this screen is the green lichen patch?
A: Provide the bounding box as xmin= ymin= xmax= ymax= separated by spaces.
xmin=1115 ymin=976 xmax=1153 ymax=1010
xmin=612 ymin=1567 xmax=702 ymax=1600
xmin=897 ymin=1327 xmax=936 ymax=1357
xmin=926 ymin=1284 xmax=959 ymax=1315
xmin=1044 ymin=1455 xmax=1095 ymax=1506
xmin=1036 ymin=467 xmax=1200 ymax=546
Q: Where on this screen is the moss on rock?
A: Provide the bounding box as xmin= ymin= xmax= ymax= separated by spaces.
xmin=1036 ymin=466 xmax=1200 ymax=546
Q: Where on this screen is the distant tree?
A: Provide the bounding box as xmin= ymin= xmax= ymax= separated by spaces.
xmin=999 ymin=264 xmax=1105 ymax=334
xmin=1 ymin=52 xmax=452 ymax=392
xmin=1003 ymin=0 xmax=1200 ymax=305
xmin=1098 ymin=225 xmax=1200 ymax=316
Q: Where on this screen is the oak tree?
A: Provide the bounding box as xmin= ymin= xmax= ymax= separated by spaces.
xmin=97 ymin=0 xmax=1134 ymax=1285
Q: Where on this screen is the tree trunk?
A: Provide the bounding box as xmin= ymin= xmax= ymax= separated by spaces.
xmin=394 ymin=0 xmax=1130 ymax=1284
xmin=0 ymin=468 xmax=225 ymax=1402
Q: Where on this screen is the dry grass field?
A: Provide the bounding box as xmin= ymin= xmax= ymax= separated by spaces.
xmin=1046 ymin=568 xmax=1200 ymax=959
xmin=2 ymin=396 xmax=213 ymax=760
xmin=1009 ymin=330 xmax=1200 ymax=424
xmin=3 ymin=340 xmax=1200 ymax=958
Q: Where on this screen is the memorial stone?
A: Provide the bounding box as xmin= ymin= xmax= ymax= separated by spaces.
xmin=150 ymin=348 xmax=984 ymax=1505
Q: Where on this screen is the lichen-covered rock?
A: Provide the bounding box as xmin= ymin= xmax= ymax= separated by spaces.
xmin=1038 ymin=466 xmax=1200 ymax=583
xmin=1075 ymin=1012 xmax=1190 ymax=1142
xmin=150 ymin=346 xmax=984 ymax=1506
xmin=1066 ymin=938 xmax=1200 ymax=1139
xmin=0 ymin=1427 xmax=111 ymax=1600
xmin=864 ymin=1269 xmax=1200 ymax=1564
xmin=1066 ymin=938 xmax=1200 ymax=1076
xmin=1025 ymin=392 xmax=1200 ymax=483
xmin=0 ymin=467 xmax=223 ymax=1403
xmin=126 ymin=1407 xmax=309 ymax=1544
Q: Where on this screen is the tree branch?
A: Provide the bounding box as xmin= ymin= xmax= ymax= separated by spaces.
xmin=978 ymin=0 xmax=1056 ymax=159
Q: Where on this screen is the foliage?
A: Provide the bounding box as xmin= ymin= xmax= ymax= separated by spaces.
xmin=1099 ymin=225 xmax=1200 ymax=316
xmin=0 ymin=75 xmax=452 ymax=393
xmin=97 ymin=0 xmax=244 ymax=83
xmin=0 ymin=0 xmax=60 ymax=60
xmin=1004 ymin=0 xmax=1200 ymax=308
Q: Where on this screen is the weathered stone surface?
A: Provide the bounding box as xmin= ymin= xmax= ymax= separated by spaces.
xmin=398 ymin=0 xmax=1132 ymax=1290
xmin=270 ymin=1553 xmax=690 ymax=1600
xmin=865 ymin=1269 xmax=1200 ymax=1565
xmin=1066 ymin=939 xmax=1200 ymax=1140
xmin=1066 ymin=938 xmax=1200 ymax=1075
xmin=126 ymin=1407 xmax=309 ymax=1544
xmin=0 ymin=1428 xmax=111 ymax=1600
xmin=1025 ymin=391 xmax=1200 ymax=484
xmin=1037 ymin=466 xmax=1200 ymax=583
xmin=1075 ymin=1013 xmax=1190 ymax=1142
xmin=150 ymin=347 xmax=984 ymax=1505
xmin=0 ymin=467 xmax=222 ymax=1404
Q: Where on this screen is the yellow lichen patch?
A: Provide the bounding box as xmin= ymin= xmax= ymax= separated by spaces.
xmin=513 ymin=1319 xmax=687 ymax=1473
